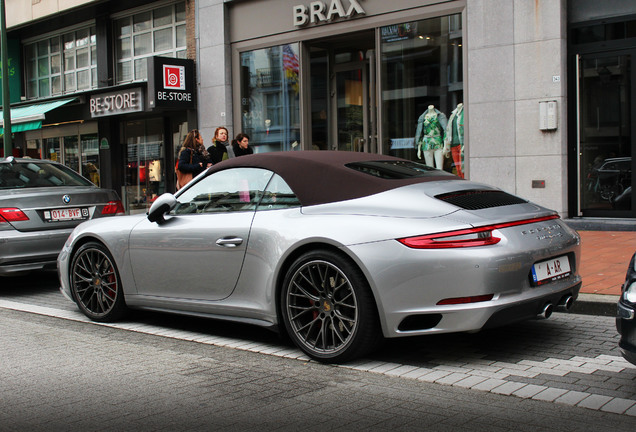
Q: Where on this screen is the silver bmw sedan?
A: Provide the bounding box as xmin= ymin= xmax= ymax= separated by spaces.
xmin=1 ymin=157 xmax=124 ymax=276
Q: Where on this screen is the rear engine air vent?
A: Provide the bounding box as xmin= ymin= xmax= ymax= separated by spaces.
xmin=435 ymin=189 xmax=528 ymax=210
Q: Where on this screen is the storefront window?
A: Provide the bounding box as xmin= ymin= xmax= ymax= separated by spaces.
xmin=240 ymin=44 xmax=301 ymax=152
xmin=63 ymin=135 xmax=79 ymax=173
xmin=309 ymin=49 xmax=328 ymax=151
xmin=43 ymin=138 xmax=61 ymax=162
xmin=380 ymin=15 xmax=463 ymax=176
xmin=24 ymin=27 xmax=97 ymax=99
xmin=123 ymin=118 xmax=165 ymax=214
xmin=81 ymin=134 xmax=100 ymax=186
xmin=115 ymin=2 xmax=187 ymax=84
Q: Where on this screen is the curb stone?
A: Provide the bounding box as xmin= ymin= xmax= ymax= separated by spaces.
xmin=570 ymin=293 xmax=619 ymax=317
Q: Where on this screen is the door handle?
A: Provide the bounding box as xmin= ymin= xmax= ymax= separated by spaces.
xmin=216 ymin=237 xmax=243 ymax=248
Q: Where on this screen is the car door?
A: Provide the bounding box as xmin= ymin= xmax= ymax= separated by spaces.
xmin=129 ymin=167 xmax=273 ymax=301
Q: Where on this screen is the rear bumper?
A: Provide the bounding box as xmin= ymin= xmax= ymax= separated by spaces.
xmin=348 ymin=225 xmax=582 ymax=338
xmin=386 ymin=279 xmax=582 ymax=336
xmin=482 ymin=283 xmax=580 ymax=329
xmin=0 ymin=228 xmax=71 ymax=275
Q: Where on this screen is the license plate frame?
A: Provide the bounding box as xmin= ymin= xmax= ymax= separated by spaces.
xmin=531 ymin=255 xmax=571 ymax=286
xmin=44 ymin=207 xmax=87 ymax=222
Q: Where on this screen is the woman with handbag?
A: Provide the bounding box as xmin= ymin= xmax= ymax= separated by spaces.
xmin=176 ymin=129 xmax=208 ymax=190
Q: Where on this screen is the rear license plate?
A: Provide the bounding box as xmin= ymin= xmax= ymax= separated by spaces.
xmin=44 ymin=208 xmax=88 ymax=222
xmin=531 ymin=255 xmax=571 ymax=285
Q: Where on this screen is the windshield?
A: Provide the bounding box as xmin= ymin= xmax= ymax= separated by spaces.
xmin=0 ymin=161 xmax=94 ymax=189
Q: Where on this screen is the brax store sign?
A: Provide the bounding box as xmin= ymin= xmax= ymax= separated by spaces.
xmin=293 ymin=0 xmax=365 ymax=27
xmin=90 ymin=88 xmax=143 ymax=118
xmin=147 ymin=56 xmax=195 ymax=110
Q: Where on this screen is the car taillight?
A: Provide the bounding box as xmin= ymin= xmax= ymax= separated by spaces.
xmin=398 ymin=226 xmax=501 ymax=248
xmin=101 ymin=200 xmax=125 ymax=216
xmin=397 ymin=215 xmax=559 ymax=249
xmin=0 ymin=208 xmax=29 ymax=222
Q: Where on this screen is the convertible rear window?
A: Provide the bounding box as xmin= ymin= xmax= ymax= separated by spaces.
xmin=0 ymin=161 xmax=93 ymax=189
xmin=345 ymin=160 xmax=456 ymax=179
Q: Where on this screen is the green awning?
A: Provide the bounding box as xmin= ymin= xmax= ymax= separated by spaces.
xmin=0 ymin=98 xmax=76 ymax=134
xmin=8 ymin=121 xmax=42 ymax=133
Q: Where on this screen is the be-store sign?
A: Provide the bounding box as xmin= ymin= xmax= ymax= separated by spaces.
xmin=164 ymin=65 xmax=186 ymax=90
xmin=147 ymin=56 xmax=195 ymax=110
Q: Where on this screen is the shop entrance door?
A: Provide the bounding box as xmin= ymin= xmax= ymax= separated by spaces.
xmin=577 ymin=51 xmax=635 ymax=216
xmin=332 ymin=62 xmax=372 ymax=152
xmin=308 ymin=31 xmax=376 ymax=153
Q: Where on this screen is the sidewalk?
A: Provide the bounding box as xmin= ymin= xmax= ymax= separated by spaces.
xmin=578 ymin=230 xmax=635 ymax=296
xmin=573 ymin=230 xmax=636 ymax=316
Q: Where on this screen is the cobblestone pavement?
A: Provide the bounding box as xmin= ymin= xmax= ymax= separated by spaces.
xmin=2 ymin=272 xmax=636 ymax=428
xmin=2 ymin=307 xmax=636 ymax=431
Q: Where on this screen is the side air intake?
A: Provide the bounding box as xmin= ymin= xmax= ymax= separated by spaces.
xmin=435 ymin=189 xmax=528 ymax=210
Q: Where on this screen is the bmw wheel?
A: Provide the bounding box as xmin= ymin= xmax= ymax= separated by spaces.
xmin=281 ymin=249 xmax=381 ymax=363
xmin=70 ymin=242 xmax=126 ymax=322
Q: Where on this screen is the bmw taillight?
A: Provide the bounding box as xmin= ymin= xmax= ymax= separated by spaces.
xmin=397 ymin=215 xmax=559 ymax=249
xmin=101 ymin=200 xmax=125 ymax=216
xmin=0 ymin=208 xmax=29 ymax=222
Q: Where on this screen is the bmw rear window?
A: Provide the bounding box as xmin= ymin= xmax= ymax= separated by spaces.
xmin=0 ymin=161 xmax=93 ymax=189
xmin=346 ymin=160 xmax=456 ymax=179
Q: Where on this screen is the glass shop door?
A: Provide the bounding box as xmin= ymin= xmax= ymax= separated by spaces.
xmin=577 ymin=51 xmax=635 ymax=216
xmin=308 ymin=30 xmax=377 ymax=153
xmin=332 ymin=62 xmax=371 ymax=152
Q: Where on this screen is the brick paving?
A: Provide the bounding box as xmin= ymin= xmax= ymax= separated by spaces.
xmin=578 ymin=230 xmax=636 ymax=296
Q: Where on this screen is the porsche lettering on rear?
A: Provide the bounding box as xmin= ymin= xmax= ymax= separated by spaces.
xmin=520 ymin=224 xmax=562 ymax=235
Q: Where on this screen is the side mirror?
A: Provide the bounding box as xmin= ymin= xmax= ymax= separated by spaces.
xmin=147 ymin=193 xmax=177 ymax=224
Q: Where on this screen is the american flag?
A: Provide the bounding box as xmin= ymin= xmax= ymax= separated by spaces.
xmin=282 ymin=44 xmax=299 ymax=74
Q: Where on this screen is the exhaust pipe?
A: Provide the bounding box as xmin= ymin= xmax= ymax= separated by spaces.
xmin=538 ymin=303 xmax=553 ymax=319
xmin=557 ymin=295 xmax=574 ymax=312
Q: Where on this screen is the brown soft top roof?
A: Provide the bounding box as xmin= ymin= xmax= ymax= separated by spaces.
xmin=207 ymin=151 xmax=459 ymax=207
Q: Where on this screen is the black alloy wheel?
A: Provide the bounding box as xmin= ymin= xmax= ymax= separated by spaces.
xmin=70 ymin=242 xmax=126 ymax=322
xmin=281 ymin=249 xmax=381 ymax=363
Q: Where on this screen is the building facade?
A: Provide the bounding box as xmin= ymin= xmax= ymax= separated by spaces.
xmin=2 ymin=0 xmax=635 ymax=222
xmin=2 ymin=0 xmax=198 ymax=213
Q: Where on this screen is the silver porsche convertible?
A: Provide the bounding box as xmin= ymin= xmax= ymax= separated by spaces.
xmin=58 ymin=151 xmax=582 ymax=362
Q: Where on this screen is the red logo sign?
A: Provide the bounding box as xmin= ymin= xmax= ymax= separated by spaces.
xmin=163 ymin=65 xmax=185 ymax=90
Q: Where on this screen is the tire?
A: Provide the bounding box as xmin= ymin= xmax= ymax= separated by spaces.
xmin=70 ymin=242 xmax=127 ymax=322
xmin=280 ymin=249 xmax=381 ymax=363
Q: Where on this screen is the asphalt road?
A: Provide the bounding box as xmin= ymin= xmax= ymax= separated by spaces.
xmin=2 ymin=271 xmax=636 ymax=431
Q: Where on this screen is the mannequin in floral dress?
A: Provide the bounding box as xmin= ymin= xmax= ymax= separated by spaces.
xmin=415 ymin=105 xmax=447 ymax=169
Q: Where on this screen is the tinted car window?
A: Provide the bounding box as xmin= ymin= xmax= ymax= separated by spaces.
xmin=0 ymin=161 xmax=93 ymax=189
xmin=346 ymin=160 xmax=456 ymax=179
xmin=257 ymin=174 xmax=300 ymax=210
xmin=173 ymin=168 xmax=273 ymax=214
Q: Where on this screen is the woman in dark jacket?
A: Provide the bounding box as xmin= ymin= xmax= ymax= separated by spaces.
xmin=232 ymin=133 xmax=254 ymax=157
xmin=207 ymin=126 xmax=234 ymax=164
xmin=176 ymin=129 xmax=208 ymax=189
